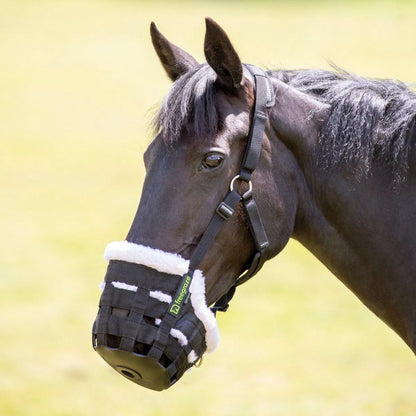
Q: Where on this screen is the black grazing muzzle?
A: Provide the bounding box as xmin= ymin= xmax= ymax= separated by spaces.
xmin=92 ymin=65 xmax=274 ymax=391
xmin=93 ymin=259 xmax=212 ymax=390
xmin=92 ymin=242 xmax=220 ymax=391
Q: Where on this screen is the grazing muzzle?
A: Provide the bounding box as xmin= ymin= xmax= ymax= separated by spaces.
xmin=92 ymin=241 xmax=220 ymax=391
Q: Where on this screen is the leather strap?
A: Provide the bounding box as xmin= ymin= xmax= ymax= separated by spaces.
xmin=240 ymin=65 xmax=275 ymax=181
xmin=188 ymin=190 xmax=242 ymax=273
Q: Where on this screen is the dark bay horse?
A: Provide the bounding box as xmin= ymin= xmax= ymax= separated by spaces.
xmin=93 ymin=18 xmax=416 ymax=390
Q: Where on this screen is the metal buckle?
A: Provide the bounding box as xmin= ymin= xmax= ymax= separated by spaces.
xmin=216 ymin=202 xmax=234 ymax=220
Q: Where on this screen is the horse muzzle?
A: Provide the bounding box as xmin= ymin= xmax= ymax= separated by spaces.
xmin=92 ymin=242 xmax=220 ymax=391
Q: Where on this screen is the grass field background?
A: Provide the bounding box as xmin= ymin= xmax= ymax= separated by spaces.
xmin=1 ymin=1 xmax=415 ymax=415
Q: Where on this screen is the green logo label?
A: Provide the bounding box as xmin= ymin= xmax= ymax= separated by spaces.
xmin=169 ymin=275 xmax=192 ymax=316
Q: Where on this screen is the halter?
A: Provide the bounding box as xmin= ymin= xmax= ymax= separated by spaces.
xmin=93 ymin=65 xmax=275 ymax=390
xmin=191 ymin=64 xmax=275 ymax=312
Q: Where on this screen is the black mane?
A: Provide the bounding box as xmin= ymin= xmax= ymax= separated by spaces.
xmin=155 ymin=63 xmax=416 ymax=182
xmin=272 ymin=69 xmax=416 ymax=182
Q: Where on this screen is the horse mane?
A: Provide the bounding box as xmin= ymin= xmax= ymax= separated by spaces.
xmin=272 ymin=69 xmax=416 ymax=182
xmin=154 ymin=62 xmax=416 ymax=182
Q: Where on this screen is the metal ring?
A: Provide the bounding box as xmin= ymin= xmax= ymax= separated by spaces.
xmin=230 ymin=175 xmax=253 ymax=193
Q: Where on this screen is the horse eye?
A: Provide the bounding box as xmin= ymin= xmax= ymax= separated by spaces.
xmin=201 ymin=153 xmax=224 ymax=170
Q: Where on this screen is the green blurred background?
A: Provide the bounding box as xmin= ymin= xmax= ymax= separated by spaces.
xmin=1 ymin=1 xmax=415 ymax=415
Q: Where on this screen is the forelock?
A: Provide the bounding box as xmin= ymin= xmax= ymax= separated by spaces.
xmin=154 ymin=64 xmax=219 ymax=147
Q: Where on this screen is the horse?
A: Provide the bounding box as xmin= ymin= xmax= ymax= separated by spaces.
xmin=92 ymin=18 xmax=416 ymax=391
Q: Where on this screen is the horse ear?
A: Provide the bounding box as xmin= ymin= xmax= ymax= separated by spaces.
xmin=150 ymin=22 xmax=198 ymax=81
xmin=204 ymin=17 xmax=243 ymax=89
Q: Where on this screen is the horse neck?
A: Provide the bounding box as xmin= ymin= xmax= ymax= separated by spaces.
xmin=268 ymin=80 xmax=416 ymax=354
xmin=298 ymin=172 xmax=416 ymax=354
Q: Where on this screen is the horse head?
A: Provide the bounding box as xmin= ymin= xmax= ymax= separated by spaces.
xmin=92 ymin=18 xmax=325 ymax=390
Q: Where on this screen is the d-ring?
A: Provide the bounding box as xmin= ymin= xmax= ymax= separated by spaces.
xmin=193 ymin=356 xmax=204 ymax=368
xmin=230 ymin=175 xmax=253 ymax=193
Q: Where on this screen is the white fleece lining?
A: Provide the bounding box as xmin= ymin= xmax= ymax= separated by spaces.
xmin=170 ymin=328 xmax=188 ymax=346
xmin=104 ymin=241 xmax=189 ymax=276
xmin=149 ymin=290 xmax=172 ymax=304
xmin=103 ymin=241 xmax=220 ymax=355
xmin=168 ymin=329 xmax=199 ymax=365
xmin=111 ymin=281 xmax=137 ymax=292
xmin=99 ymin=283 xmax=172 ymax=304
xmin=187 ymin=350 xmax=198 ymax=364
xmin=189 ymin=270 xmax=220 ymax=353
